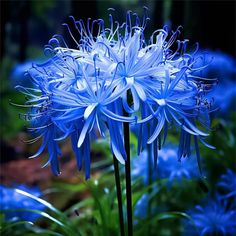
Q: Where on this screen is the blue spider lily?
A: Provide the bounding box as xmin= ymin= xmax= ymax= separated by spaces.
xmin=14 ymin=9 xmax=216 ymax=178
xmin=132 ymin=146 xmax=198 ymax=185
xmin=193 ymin=50 xmax=236 ymax=114
xmin=52 ymin=62 xmax=136 ymax=170
xmin=157 ymin=147 xmax=199 ymax=183
xmin=193 ymin=50 xmax=236 ymax=78
xmin=184 ymin=197 xmax=236 ymax=236
xmin=217 ymin=169 xmax=236 ymax=200
xmin=140 ymin=68 xmax=209 ymax=144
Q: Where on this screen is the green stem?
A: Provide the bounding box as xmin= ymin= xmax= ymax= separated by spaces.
xmin=124 ymin=120 xmax=133 ymax=236
xmin=148 ymin=143 xmax=153 ymax=195
xmin=147 ymin=118 xmax=153 ymax=235
xmin=113 ymin=155 xmax=125 ymax=236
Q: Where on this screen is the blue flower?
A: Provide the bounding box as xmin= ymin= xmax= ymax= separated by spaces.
xmin=10 ymin=61 xmax=35 ymax=87
xmin=134 ymin=192 xmax=160 ymax=220
xmin=184 ymin=198 xmax=236 ymax=236
xmin=0 ymin=185 xmax=45 ymax=222
xmin=132 ymin=146 xmax=198 ymax=185
xmin=217 ymin=169 xmax=236 ymax=200
xmin=193 ymin=50 xmax=236 ymax=113
xmin=194 ymin=50 xmax=236 ymax=78
xmin=14 ymin=9 xmax=216 ymax=178
xmin=51 ymin=62 xmax=136 ymax=178
xmin=208 ymin=80 xmax=236 ymax=113
xmin=134 ymin=194 xmax=149 ymax=219
xmin=140 ymin=68 xmax=209 ymax=144
xmin=132 ymin=150 xmax=157 ymax=184
xmin=157 ymin=147 xmax=199 ymax=182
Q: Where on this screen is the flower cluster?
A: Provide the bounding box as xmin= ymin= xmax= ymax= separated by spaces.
xmin=184 ymin=169 xmax=236 ymax=235
xmin=132 ymin=146 xmax=198 ymax=185
xmin=185 ymin=198 xmax=236 ymax=235
xmin=217 ymin=169 xmax=236 ymax=201
xmin=0 ymin=185 xmax=45 ymax=222
xmin=16 ymin=9 xmax=215 ymax=178
xmin=185 ymin=197 xmax=236 ymax=236
xmin=157 ymin=147 xmax=199 ymax=182
xmin=193 ymin=50 xmax=236 ymax=113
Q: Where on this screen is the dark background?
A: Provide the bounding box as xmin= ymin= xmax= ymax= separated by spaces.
xmin=1 ymin=0 xmax=235 ymax=62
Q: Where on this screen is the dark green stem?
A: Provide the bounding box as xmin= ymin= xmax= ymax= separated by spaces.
xmin=113 ymin=155 xmax=125 ymax=236
xmin=148 ymin=143 xmax=153 ymax=196
xmin=124 ymin=121 xmax=133 ymax=236
xmin=147 ymin=143 xmax=153 ymax=236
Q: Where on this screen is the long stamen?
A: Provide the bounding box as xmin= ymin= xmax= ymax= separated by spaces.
xmin=62 ymin=23 xmax=80 ymax=48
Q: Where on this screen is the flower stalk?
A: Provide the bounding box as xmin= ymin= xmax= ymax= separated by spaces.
xmin=124 ymin=114 xmax=133 ymax=236
xmin=147 ymin=143 xmax=153 ymax=235
xmin=113 ymin=155 xmax=125 ymax=236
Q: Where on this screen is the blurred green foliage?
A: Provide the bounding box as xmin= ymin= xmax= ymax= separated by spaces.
xmin=0 ymin=57 xmax=25 ymax=139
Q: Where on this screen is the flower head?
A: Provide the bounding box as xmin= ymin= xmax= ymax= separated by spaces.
xmin=157 ymin=147 xmax=199 ymax=182
xmin=15 ymin=9 xmax=216 ymax=178
xmin=184 ymin=197 xmax=236 ymax=236
xmin=217 ymin=169 xmax=236 ymax=200
xmin=193 ymin=50 xmax=236 ymax=113
xmin=194 ymin=50 xmax=236 ymax=78
xmin=132 ymin=146 xmax=198 ymax=185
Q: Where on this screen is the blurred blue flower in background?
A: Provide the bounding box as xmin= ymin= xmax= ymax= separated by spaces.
xmin=195 ymin=50 xmax=236 ymax=78
xmin=0 ymin=185 xmax=45 ymax=222
xmin=208 ymin=80 xmax=236 ymax=113
xmin=10 ymin=61 xmax=36 ymax=87
xmin=132 ymin=146 xmax=199 ymax=185
xmin=194 ymin=50 xmax=236 ymax=113
xmin=217 ymin=169 xmax=236 ymax=200
xmin=157 ymin=147 xmax=199 ymax=183
xmin=132 ymin=150 xmax=156 ymax=184
xmin=184 ymin=197 xmax=236 ymax=236
xmin=134 ymin=193 xmax=149 ymax=219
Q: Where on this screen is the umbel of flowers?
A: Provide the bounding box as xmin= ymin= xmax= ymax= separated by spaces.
xmin=15 ymin=8 xmax=215 ymax=179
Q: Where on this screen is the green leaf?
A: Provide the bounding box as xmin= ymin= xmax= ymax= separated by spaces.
xmin=153 ymin=211 xmax=192 ymax=222
xmin=65 ymin=198 xmax=93 ymax=215
xmin=1 ymin=209 xmax=77 ymax=236
xmin=1 ymin=220 xmax=34 ymax=234
xmin=85 ymin=181 xmax=109 ymax=236
xmin=15 ymin=189 xmax=64 ymax=217
xmin=7 ymin=188 xmax=81 ymax=235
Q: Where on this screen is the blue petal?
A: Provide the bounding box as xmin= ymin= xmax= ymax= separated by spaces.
xmin=71 ymin=130 xmax=83 ymax=170
xmin=84 ymin=134 xmax=91 ymax=180
xmin=84 ymin=103 xmax=97 ymax=120
xmin=147 ymin=113 xmax=165 ymax=144
xmin=77 ymin=113 xmax=95 ymax=148
xmin=101 ymin=107 xmax=136 ymax=123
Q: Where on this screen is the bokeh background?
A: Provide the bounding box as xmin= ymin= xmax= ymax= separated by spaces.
xmin=0 ymin=1 xmax=236 ymax=236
